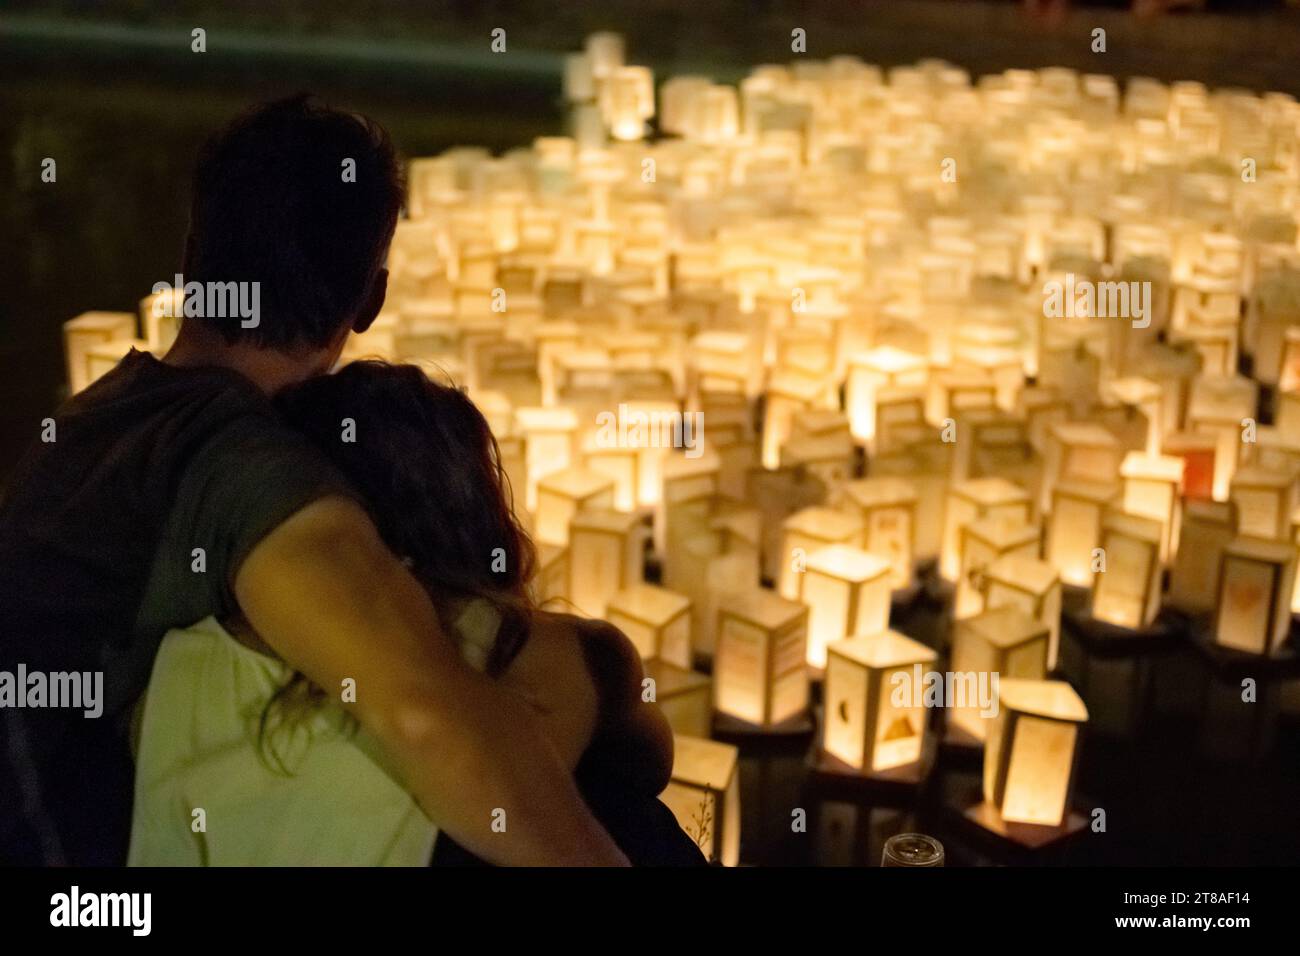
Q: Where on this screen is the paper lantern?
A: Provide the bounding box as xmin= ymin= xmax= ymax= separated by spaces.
xmin=533 ymin=467 xmax=615 ymax=547
xmin=800 ymin=545 xmax=892 ymax=669
xmin=515 ymin=406 xmax=578 ymax=511
xmin=777 ymin=506 xmax=865 ymax=600
xmin=1161 ymin=431 xmax=1217 ymax=502
xmin=1091 ymin=510 xmax=1163 ymax=629
xmin=841 ymin=477 xmax=917 ymax=589
xmin=714 ymin=589 xmax=809 ymax=727
xmin=873 ymin=388 xmax=927 ymax=455
xmin=950 ymin=607 xmax=1049 ymax=740
xmin=1046 ymin=479 xmax=1117 ymax=587
xmin=677 ymin=522 xmax=761 ymax=657
xmin=567 ymin=507 xmax=643 ymax=618
xmin=606 ymin=584 xmax=692 ymax=668
xmin=643 ymin=660 xmax=711 ymax=737
xmin=1167 ymin=499 xmax=1237 ymax=614
xmin=1041 ymin=422 xmax=1121 ymax=514
xmin=845 ymin=346 xmax=928 ymax=443
xmin=983 ymin=679 xmax=1088 ymax=827
xmin=1119 ymin=452 xmax=1183 ymax=561
xmin=1229 ymin=466 xmax=1296 ymax=540
xmin=981 ymin=555 xmax=1064 ymax=669
xmin=661 ymin=735 xmax=740 ymax=866
xmin=762 ymin=371 xmax=824 ymax=469
xmin=1187 ymin=374 xmax=1258 ymax=500
xmin=940 ymin=478 xmax=1031 ymax=582
xmin=62 ymin=312 xmax=136 ymax=396
xmin=656 ymin=451 xmax=720 ymax=552
xmin=822 ymin=630 xmax=937 ymax=773
xmin=580 ymin=438 xmax=639 ymax=513
xmin=1214 ymin=536 xmax=1297 ymax=655
xmin=955 ymin=516 xmax=1039 ymax=620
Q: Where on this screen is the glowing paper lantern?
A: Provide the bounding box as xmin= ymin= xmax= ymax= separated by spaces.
xmin=1046 ymin=479 xmax=1117 ymax=588
xmin=1187 ymin=374 xmax=1258 ymax=500
xmin=800 ymin=546 xmax=892 ymax=669
xmin=777 ymin=506 xmax=865 ymax=600
xmin=983 ymin=679 xmax=1088 ymax=827
xmin=62 ymin=312 xmax=136 ymax=396
xmin=950 ymin=607 xmax=1049 ymax=741
xmin=1229 ymin=466 xmax=1296 ymax=540
xmin=533 ymin=467 xmax=615 ymax=547
xmin=606 ymin=583 xmax=692 ymax=668
xmin=1214 ymin=536 xmax=1297 ymax=655
xmin=643 ymin=660 xmax=711 ymax=737
xmin=940 ymin=478 xmax=1031 ymax=582
xmin=981 ymin=555 xmax=1063 ymax=669
xmin=1167 ymin=499 xmax=1237 ymax=614
xmin=841 ymin=477 xmax=918 ymax=589
xmin=1119 ymin=452 xmax=1183 ymax=561
xmin=515 ymin=406 xmax=578 ymax=511
xmin=713 ymin=589 xmax=809 ymax=728
xmin=1091 ymin=510 xmax=1163 ymax=629
xmin=955 ymin=517 xmax=1039 ymax=620
xmin=1041 ymin=422 xmax=1121 ymax=514
xmin=1161 ymin=431 xmax=1217 ymax=501
xmin=845 ymin=346 xmax=928 ymax=444
xmin=567 ymin=507 xmax=643 ymax=618
xmin=822 ymin=630 xmax=937 ymax=773
xmin=662 ymin=735 xmax=740 ymax=866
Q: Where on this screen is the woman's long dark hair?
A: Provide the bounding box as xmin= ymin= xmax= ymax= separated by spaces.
xmin=257 ymin=360 xmax=536 ymax=771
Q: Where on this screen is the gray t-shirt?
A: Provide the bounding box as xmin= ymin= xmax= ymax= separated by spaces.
xmin=0 ymin=349 xmax=354 ymax=864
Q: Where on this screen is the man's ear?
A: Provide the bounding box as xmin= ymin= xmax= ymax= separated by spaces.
xmin=353 ymin=268 xmax=388 ymax=334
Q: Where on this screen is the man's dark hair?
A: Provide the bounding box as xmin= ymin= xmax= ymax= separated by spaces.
xmin=184 ymin=94 xmax=404 ymax=350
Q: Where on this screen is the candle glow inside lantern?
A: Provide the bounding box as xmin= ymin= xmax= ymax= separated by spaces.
xmin=778 ymin=506 xmax=865 ymax=600
xmin=515 ymin=406 xmax=579 ymax=511
xmin=662 ymin=735 xmax=741 ymax=866
xmin=643 ymin=660 xmax=711 ymax=738
xmin=980 ymin=553 xmax=1064 ymax=668
xmin=950 ymin=606 xmax=1049 ymax=741
xmin=566 ymin=507 xmax=644 ymax=618
xmin=983 ymin=679 xmax=1088 ymax=827
xmin=955 ymin=516 xmax=1040 ymax=620
xmin=606 ymin=583 xmax=692 ymax=668
xmin=1119 ymin=452 xmax=1183 ymax=562
xmin=1046 ymin=479 xmax=1117 ymax=588
xmin=940 ymin=478 xmax=1031 ymax=582
xmin=1091 ymin=510 xmax=1163 ymax=629
xmin=713 ymin=589 xmax=809 ymax=728
xmin=533 ymin=467 xmax=615 ymax=547
xmin=62 ymin=312 xmax=137 ymax=396
xmin=1214 ymin=536 xmax=1297 ymax=656
xmin=841 ymin=477 xmax=918 ymax=590
xmin=823 ymin=630 xmax=938 ymax=773
xmin=800 ymin=545 xmax=893 ymax=669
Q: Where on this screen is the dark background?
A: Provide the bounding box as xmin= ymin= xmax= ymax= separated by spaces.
xmin=3 ymin=0 xmax=1300 ymax=865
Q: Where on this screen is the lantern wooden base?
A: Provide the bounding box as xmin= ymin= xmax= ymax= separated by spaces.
xmin=1188 ymin=619 xmax=1300 ymax=764
xmin=805 ymin=718 xmax=938 ymax=798
xmin=960 ymin=799 xmax=1089 ymax=851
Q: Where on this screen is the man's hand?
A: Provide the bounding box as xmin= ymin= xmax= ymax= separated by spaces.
xmin=234 ymin=495 xmax=628 ymax=866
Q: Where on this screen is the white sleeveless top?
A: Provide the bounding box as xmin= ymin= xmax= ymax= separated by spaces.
xmin=127 ymin=602 xmax=501 ymax=866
